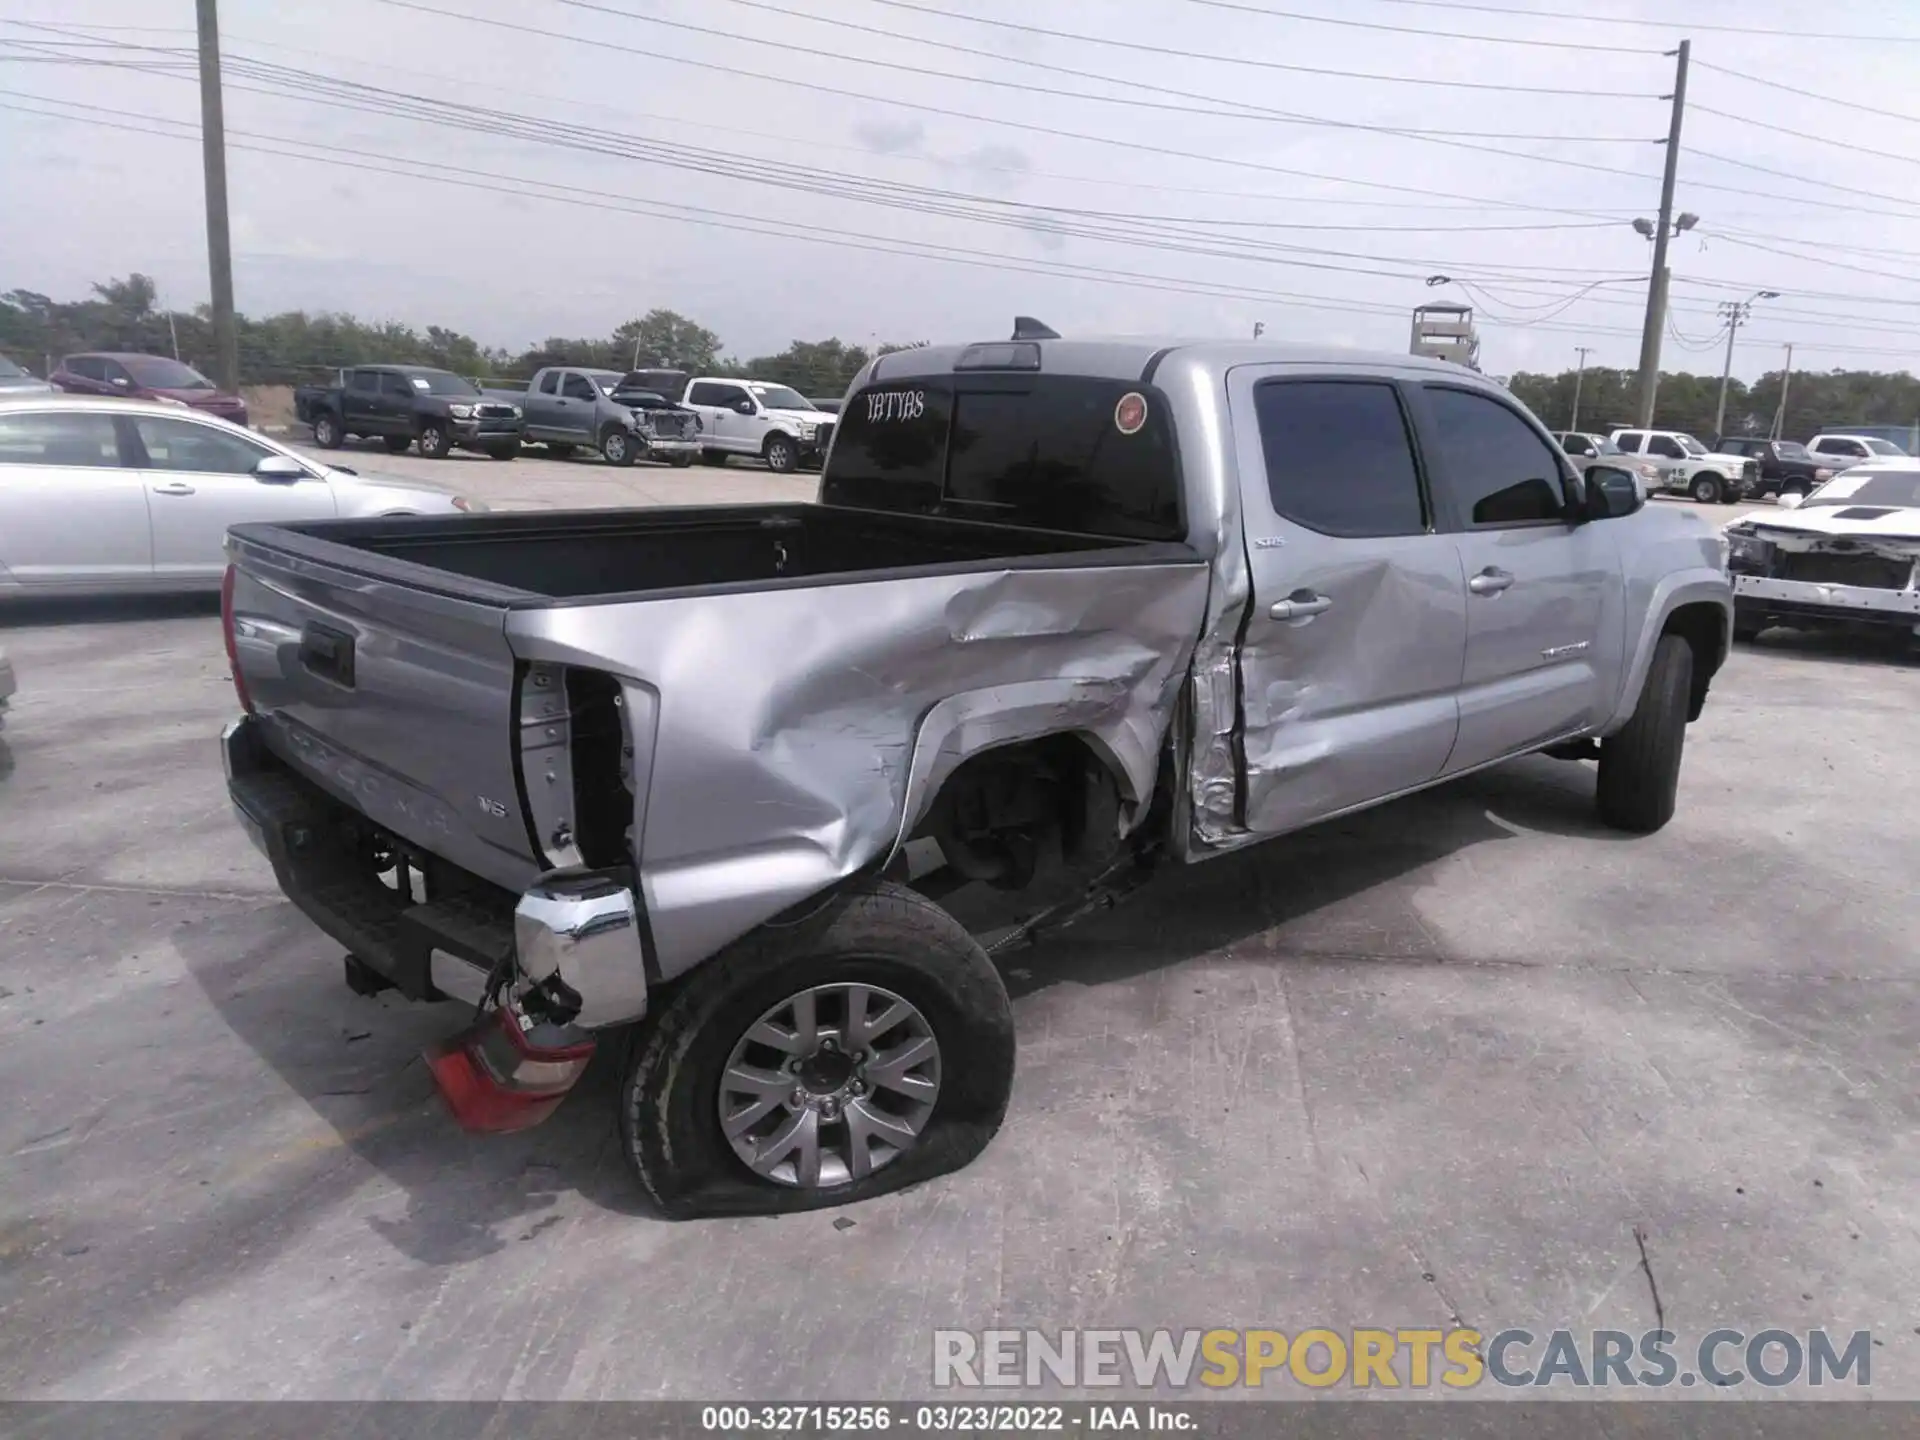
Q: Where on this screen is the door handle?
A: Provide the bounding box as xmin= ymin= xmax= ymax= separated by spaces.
xmin=1269 ymin=592 xmax=1333 ymax=621
xmin=151 ymin=481 xmax=197 ymax=496
xmin=1468 ymin=567 xmax=1515 ymax=595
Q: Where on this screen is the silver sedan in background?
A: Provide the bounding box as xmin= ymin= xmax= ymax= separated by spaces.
xmin=0 ymin=395 xmax=485 ymax=600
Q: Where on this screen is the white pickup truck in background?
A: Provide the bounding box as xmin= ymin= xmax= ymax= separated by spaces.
xmin=1611 ymin=428 xmax=1758 ymax=505
xmin=679 ymin=377 xmax=834 ymax=474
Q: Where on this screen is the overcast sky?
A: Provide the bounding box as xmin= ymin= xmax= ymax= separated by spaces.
xmin=2 ymin=0 xmax=1917 ymax=378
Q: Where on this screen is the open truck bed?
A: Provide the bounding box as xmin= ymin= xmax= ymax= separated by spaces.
xmin=236 ymin=503 xmax=1136 ymax=605
xmin=223 ymin=500 xmax=1209 ymax=1000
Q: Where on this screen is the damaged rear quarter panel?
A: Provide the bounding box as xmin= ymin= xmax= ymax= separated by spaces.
xmin=505 ymin=558 xmax=1211 ymax=979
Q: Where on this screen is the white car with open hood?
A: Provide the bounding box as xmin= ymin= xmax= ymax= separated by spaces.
xmin=1723 ymin=461 xmax=1920 ymax=643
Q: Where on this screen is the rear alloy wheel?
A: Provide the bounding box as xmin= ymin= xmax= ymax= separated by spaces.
xmin=620 ymin=880 xmax=1014 ymax=1217
xmin=764 ymin=434 xmax=799 ymax=474
xmin=312 ymin=414 xmax=343 ymax=449
xmin=601 ymin=427 xmax=637 ymax=467
xmin=383 ymin=435 xmax=413 ymax=454
xmin=1690 ymin=474 xmax=1722 ymax=504
xmin=417 ymin=422 xmax=450 ymax=459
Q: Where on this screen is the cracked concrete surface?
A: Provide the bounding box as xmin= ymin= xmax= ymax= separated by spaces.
xmin=2 ymin=500 xmax=1917 ymax=1400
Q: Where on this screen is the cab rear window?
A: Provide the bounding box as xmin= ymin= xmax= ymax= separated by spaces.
xmin=822 ymin=376 xmax=1183 ymax=540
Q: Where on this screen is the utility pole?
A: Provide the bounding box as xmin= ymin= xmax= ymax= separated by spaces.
xmin=195 ymin=0 xmax=240 ymax=395
xmin=1712 ymin=290 xmax=1779 ymax=441
xmin=1771 ymin=342 xmax=1794 ymax=440
xmin=1635 ymin=39 xmax=1691 ymax=428
xmin=1569 ymin=346 xmax=1593 ymax=431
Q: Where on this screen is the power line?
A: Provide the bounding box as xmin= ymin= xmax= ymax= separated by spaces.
xmin=808 ymin=0 xmax=1664 ymax=97
xmin=5 ymin=20 xmax=1606 ymax=215
xmin=0 ymin=57 xmax=1635 ymax=289
xmin=1687 ymin=146 xmax=1920 ymax=210
xmin=1341 ymin=0 xmax=1920 ymax=43
xmin=293 ymin=4 xmax=1663 ymax=222
xmin=539 ymin=0 xmax=1669 ymax=175
xmin=1692 ymin=58 xmax=1920 ymax=126
xmin=1695 ymin=233 xmax=1920 ymax=287
xmin=1690 ymin=103 xmax=1920 ymax=168
xmin=1185 ymin=0 xmax=1660 ymax=52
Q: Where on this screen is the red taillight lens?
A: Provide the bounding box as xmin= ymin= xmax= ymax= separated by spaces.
xmin=426 ymin=1005 xmax=596 ymax=1134
xmin=220 ymin=563 xmax=254 ymax=715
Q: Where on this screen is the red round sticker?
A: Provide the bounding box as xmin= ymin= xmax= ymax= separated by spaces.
xmin=1114 ymin=392 xmax=1148 ymax=435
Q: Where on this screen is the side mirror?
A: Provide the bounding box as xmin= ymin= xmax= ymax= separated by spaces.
xmin=110 ymin=375 xmax=133 ymax=390
xmin=1777 ymin=491 xmax=1804 ymax=510
xmin=254 ymin=455 xmax=307 ymax=483
xmin=1584 ymin=465 xmax=1646 ymax=520
xmin=734 ymin=398 xmax=757 ymax=415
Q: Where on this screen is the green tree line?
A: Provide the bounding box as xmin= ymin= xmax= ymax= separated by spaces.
xmin=6 ymin=275 xmax=1915 ymax=433
xmin=1507 ymin=364 xmax=1920 ymax=446
xmin=0 ymin=274 xmax=923 ymax=399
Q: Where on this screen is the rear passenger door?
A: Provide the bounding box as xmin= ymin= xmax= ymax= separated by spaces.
xmin=1229 ymin=370 xmax=1468 ymax=837
xmin=0 ymin=408 xmax=152 ymax=587
xmin=1411 ymin=383 xmax=1622 ymax=774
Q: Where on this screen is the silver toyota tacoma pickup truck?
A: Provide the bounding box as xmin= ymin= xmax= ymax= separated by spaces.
xmin=219 ymin=329 xmax=1732 ymax=1216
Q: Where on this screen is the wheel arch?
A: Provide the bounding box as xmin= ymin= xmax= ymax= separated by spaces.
xmin=1604 ymin=577 xmax=1730 ymax=732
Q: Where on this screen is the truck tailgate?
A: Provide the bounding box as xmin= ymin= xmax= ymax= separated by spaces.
xmin=225 ymin=526 xmax=541 ymax=892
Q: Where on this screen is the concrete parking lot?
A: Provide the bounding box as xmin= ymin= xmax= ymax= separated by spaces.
xmin=2 ymin=488 xmax=1916 ymax=1401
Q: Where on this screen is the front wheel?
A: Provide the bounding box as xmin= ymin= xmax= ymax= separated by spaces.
xmin=1690 ymin=474 xmax=1723 ymax=504
xmin=1596 ymin=634 xmax=1693 ymax=834
xmin=600 ymin=426 xmax=637 ymax=467
xmin=417 ymin=422 xmax=450 ymax=459
xmin=312 ymin=414 xmax=343 ymax=449
xmin=764 ymin=434 xmax=799 ymax=474
xmin=620 ymin=880 xmax=1015 ymax=1218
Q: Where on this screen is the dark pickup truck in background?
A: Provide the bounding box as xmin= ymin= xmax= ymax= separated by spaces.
xmin=300 ymin=365 xmax=524 ymax=460
xmin=1711 ymin=437 xmax=1837 ymax=500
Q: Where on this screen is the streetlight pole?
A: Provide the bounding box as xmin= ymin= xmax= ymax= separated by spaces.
xmin=1712 ymin=290 xmax=1780 ymax=443
xmin=1569 ymin=346 xmax=1593 ymax=431
xmin=1634 ymin=39 xmax=1692 ymax=428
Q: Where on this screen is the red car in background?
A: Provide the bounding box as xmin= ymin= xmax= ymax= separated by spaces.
xmin=50 ymin=351 xmax=249 ymax=427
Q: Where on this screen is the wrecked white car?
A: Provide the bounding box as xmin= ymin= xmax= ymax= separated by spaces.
xmin=1725 ymin=462 xmax=1920 ymax=644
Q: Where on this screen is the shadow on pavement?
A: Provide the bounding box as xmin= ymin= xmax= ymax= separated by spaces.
xmin=166 ymin=753 xmax=1609 ymax=1253
xmin=0 ymin=593 xmax=221 ymax=629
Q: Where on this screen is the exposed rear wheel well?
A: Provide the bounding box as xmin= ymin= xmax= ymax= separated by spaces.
xmin=907 ymin=734 xmax=1132 ymax=901
xmin=1661 ymin=602 xmax=1727 ymax=720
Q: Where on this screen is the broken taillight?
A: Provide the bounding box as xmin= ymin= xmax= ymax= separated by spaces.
xmin=425 ymin=1003 xmax=596 ymax=1134
xmin=220 ymin=563 xmax=255 ymax=715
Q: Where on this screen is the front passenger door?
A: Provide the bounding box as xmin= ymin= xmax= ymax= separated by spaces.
xmin=557 ymin=371 xmax=600 ymax=443
xmin=1230 ymin=371 xmax=1468 ymax=837
xmin=130 ymin=415 xmax=338 ymax=583
xmin=1414 ymin=385 xmax=1622 ymax=775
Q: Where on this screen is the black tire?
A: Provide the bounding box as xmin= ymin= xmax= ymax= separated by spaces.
xmin=547 ymin=442 xmax=576 ymax=459
xmin=700 ymin=449 xmax=729 ymax=468
xmin=383 ymin=435 xmax=413 ymax=454
xmin=1596 ymin=634 xmax=1693 ymax=834
xmin=600 ymin=426 xmax=637 ymax=467
xmin=417 ymin=422 xmax=450 ymax=459
xmin=620 ymin=879 xmax=1015 ymax=1219
xmin=764 ymin=434 xmax=799 ymax=474
xmin=1690 ymin=474 xmax=1722 ymax=504
xmin=487 ymin=440 xmax=521 ymax=461
xmin=312 ymin=413 xmax=343 ymax=449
